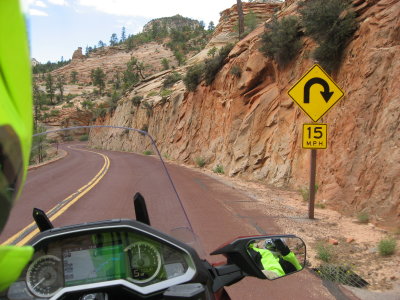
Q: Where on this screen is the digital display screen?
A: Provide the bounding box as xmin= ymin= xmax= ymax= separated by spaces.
xmin=63 ymin=245 xmax=126 ymax=286
xmin=164 ymin=263 xmax=185 ymax=279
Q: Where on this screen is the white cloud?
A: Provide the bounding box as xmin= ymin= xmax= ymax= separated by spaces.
xmin=29 ymin=8 xmax=49 ymax=16
xmin=76 ymin=0 xmax=235 ymax=24
xmin=35 ymin=1 xmax=47 ymax=7
xmin=48 ymin=0 xmax=68 ymax=5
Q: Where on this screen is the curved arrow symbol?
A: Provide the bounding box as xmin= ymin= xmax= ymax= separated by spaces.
xmin=304 ymin=77 xmax=334 ymax=103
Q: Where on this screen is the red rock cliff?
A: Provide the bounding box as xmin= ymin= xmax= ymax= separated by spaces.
xmin=98 ymin=0 xmax=400 ymax=228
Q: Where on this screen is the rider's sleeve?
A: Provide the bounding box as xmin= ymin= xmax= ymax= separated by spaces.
xmin=0 ymin=246 xmax=34 ymax=291
xmin=251 ymin=247 xmax=285 ymax=277
xmin=282 ymin=252 xmax=302 ymax=271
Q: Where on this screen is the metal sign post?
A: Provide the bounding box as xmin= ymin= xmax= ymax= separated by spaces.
xmin=288 ymin=65 xmax=345 ymax=219
xmin=309 ymin=149 xmax=317 ymax=219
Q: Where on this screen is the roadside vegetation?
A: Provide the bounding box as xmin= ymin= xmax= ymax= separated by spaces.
xmin=260 ymin=15 xmax=302 ymax=67
xmin=260 ymin=0 xmax=357 ymax=72
xmin=184 ymin=44 xmax=234 ymax=91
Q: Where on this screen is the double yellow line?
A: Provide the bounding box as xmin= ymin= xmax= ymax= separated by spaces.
xmin=1 ymin=147 xmax=110 ymax=246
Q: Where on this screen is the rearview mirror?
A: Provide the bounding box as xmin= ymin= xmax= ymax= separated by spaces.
xmin=247 ymin=236 xmax=305 ymax=279
xmin=211 ymin=235 xmax=306 ymax=280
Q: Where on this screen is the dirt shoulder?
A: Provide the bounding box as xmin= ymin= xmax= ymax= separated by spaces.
xmin=174 ymin=161 xmax=400 ymax=294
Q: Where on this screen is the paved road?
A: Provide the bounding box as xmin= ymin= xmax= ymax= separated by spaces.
xmin=0 ymin=144 xmax=359 ymax=300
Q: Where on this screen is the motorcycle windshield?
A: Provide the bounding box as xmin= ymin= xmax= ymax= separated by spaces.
xmin=7 ymin=126 xmax=202 ymax=254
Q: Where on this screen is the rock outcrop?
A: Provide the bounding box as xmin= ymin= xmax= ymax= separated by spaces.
xmin=143 ymin=15 xmax=201 ymax=33
xmin=95 ymin=0 xmax=400 ymax=228
xmin=72 ymin=47 xmax=85 ymax=61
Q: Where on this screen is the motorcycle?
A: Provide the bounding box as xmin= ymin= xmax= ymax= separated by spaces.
xmin=1 ymin=126 xmax=306 ymax=300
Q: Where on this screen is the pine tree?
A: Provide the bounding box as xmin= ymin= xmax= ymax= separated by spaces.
xmin=45 ymin=73 xmax=55 ymax=104
xmin=56 ymin=75 xmax=65 ymax=102
xmin=110 ymin=33 xmax=118 ymax=46
xmin=237 ymin=0 xmax=244 ymax=39
xmin=91 ymin=68 xmax=106 ymax=94
xmin=120 ymin=27 xmax=126 ymax=42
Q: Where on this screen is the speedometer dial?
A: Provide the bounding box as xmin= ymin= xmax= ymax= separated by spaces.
xmin=125 ymin=241 xmax=161 ymax=283
xmin=26 ymin=255 xmax=63 ymax=298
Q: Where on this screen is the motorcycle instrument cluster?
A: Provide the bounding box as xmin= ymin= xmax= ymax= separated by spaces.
xmin=8 ymin=227 xmax=196 ymax=300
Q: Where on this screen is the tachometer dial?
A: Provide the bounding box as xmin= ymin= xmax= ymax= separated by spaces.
xmin=26 ymin=255 xmax=63 ymax=298
xmin=125 ymin=241 xmax=161 ymax=283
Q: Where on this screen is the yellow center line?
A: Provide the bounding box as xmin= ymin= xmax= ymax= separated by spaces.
xmin=1 ymin=146 xmax=110 ymax=246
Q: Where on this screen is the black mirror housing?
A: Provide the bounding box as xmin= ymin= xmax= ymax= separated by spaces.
xmin=211 ymin=235 xmax=306 ymax=280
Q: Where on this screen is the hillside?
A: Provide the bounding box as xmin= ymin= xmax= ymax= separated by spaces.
xmin=85 ymin=0 xmax=399 ymax=231
xmin=34 ymin=1 xmax=399 ymax=229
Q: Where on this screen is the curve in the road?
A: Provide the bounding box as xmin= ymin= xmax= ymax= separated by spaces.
xmin=1 ymin=146 xmax=110 ymax=246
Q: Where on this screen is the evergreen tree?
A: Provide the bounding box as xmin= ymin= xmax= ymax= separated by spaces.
xmin=208 ymin=21 xmax=215 ymax=32
xmin=237 ymin=0 xmax=244 ymax=39
xmin=33 ymin=79 xmax=42 ymax=129
xmin=110 ymin=33 xmax=118 ymax=46
xmin=56 ymin=75 xmax=65 ymax=102
xmin=91 ymin=67 xmax=106 ymax=94
xmin=98 ymin=40 xmax=106 ymax=48
xmin=45 ymin=73 xmax=55 ymax=104
xmin=70 ymin=71 xmax=78 ymax=83
xmin=120 ymin=27 xmax=126 ymax=42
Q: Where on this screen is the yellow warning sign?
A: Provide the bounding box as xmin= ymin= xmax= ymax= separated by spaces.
xmin=288 ymin=65 xmax=344 ymax=122
xmin=302 ymin=124 xmax=327 ymax=149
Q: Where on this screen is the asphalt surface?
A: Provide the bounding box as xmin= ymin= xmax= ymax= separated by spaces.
xmin=0 ymin=144 xmax=360 ymax=300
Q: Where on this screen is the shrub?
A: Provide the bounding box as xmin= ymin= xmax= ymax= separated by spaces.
xmin=357 ymin=212 xmax=369 ymax=224
xmin=204 ymin=43 xmax=234 ymax=85
xmin=79 ymin=134 xmax=89 ymax=141
xmin=81 ymin=100 xmax=94 ymax=110
xmin=213 ymin=164 xmax=224 ymax=174
xmin=378 ymin=237 xmax=396 ymax=256
xmin=260 ymin=15 xmax=302 ymax=66
xmin=160 ymin=89 xmax=172 ymax=98
xmin=141 ymin=101 xmax=153 ymax=117
xmin=161 ymin=58 xmax=170 ymax=70
xmin=141 ymin=124 xmax=149 ymax=133
xmin=230 ymin=65 xmax=242 ymax=77
xmin=143 ymin=150 xmax=153 ymax=155
xmin=163 ymin=72 xmax=182 ymax=88
xmin=50 ymin=109 xmax=60 ymax=117
xmin=299 ymin=184 xmax=319 ymax=202
xmin=194 ymin=157 xmax=206 ymax=168
xmin=183 ymin=64 xmax=204 ymax=92
xmin=299 ymin=0 xmax=357 ymax=72
xmin=63 ymin=135 xmax=74 ymax=142
xmin=131 ymin=96 xmax=143 ymax=106
xmin=316 ymin=242 xmax=334 ymax=263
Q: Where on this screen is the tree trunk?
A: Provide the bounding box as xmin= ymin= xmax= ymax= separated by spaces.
xmin=237 ymin=0 xmax=244 ymax=39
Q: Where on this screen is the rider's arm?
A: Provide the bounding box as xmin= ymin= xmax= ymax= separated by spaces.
xmin=282 ymin=252 xmax=302 ymax=271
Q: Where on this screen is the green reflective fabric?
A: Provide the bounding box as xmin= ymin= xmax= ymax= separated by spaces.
xmin=282 ymin=252 xmax=302 ymax=271
xmin=0 ymin=0 xmax=32 ymax=231
xmin=0 ymin=246 xmax=34 ymax=291
xmin=249 ymin=244 xmax=285 ymax=277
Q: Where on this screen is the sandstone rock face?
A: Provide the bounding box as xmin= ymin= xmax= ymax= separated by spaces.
xmin=72 ymin=47 xmax=85 ymax=61
xmin=97 ymin=0 xmax=399 ymax=228
xmin=189 ymin=1 xmax=281 ymax=64
xmin=143 ymin=15 xmax=201 ymax=33
xmin=50 ymin=43 xmax=177 ymax=84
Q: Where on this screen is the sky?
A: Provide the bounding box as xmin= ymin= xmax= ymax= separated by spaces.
xmin=22 ymin=0 xmax=239 ymax=63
